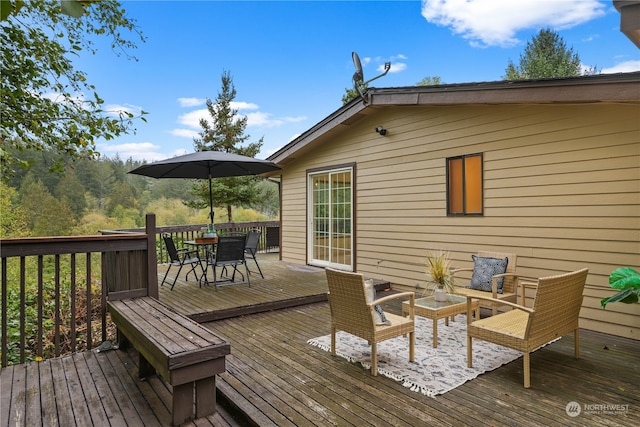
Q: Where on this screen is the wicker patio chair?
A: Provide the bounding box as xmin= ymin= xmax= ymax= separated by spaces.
xmin=325 ymin=268 xmax=415 ymax=376
xmin=466 ymin=268 xmax=589 ymax=388
xmin=451 ymin=251 xmax=519 ymax=316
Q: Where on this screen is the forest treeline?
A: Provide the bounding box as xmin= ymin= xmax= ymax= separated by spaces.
xmin=1 ymin=148 xmax=279 ymax=238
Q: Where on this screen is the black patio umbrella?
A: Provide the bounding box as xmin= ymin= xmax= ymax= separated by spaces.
xmin=128 ymin=150 xmax=281 ymax=224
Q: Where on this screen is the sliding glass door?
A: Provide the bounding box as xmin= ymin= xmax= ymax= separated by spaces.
xmin=308 ymin=167 xmax=353 ymax=269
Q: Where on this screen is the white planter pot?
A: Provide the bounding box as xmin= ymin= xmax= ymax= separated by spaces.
xmin=434 ymin=287 xmax=447 ymax=302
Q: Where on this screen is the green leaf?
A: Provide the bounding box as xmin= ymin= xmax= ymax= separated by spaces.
xmin=0 ymin=1 xmax=11 ymax=21
xmin=609 ymin=267 xmax=640 ymax=290
xmin=61 ymin=0 xmax=85 ymax=18
xmin=0 ymin=0 xmax=23 ymax=21
xmin=601 ymin=288 xmax=640 ymax=309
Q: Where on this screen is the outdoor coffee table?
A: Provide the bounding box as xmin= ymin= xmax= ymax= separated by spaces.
xmin=402 ymin=294 xmax=479 ymax=348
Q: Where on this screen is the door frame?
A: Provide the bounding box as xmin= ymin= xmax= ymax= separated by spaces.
xmin=306 ymin=163 xmax=356 ymax=270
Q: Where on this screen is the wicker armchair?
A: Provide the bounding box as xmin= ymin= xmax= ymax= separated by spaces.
xmin=466 ymin=268 xmax=589 ymax=388
xmin=451 ymin=251 xmax=519 ymax=316
xmin=325 ymin=268 xmax=415 ymax=376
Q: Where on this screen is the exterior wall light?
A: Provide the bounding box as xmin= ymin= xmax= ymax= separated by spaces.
xmin=375 ymin=126 xmax=387 ymax=136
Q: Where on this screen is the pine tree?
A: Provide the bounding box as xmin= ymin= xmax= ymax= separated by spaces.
xmin=416 ymin=76 xmax=443 ymax=86
xmin=504 ymin=28 xmax=586 ymax=80
xmin=191 ymin=71 xmax=265 ymax=222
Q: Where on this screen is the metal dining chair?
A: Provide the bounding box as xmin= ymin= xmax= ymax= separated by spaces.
xmin=244 ymin=229 xmax=264 ymax=278
xmin=202 ymin=235 xmax=250 ymax=290
xmin=161 ymin=233 xmax=202 ymax=290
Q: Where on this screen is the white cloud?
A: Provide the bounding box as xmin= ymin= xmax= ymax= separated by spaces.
xmin=390 ymin=54 xmax=408 ymax=61
xmin=104 ymin=103 xmax=142 ymax=118
xmin=582 ymin=34 xmax=600 ymax=42
xmin=176 ymin=101 xmax=262 ymax=128
xmin=102 ymin=142 xmax=159 ymax=152
xmin=42 ymin=92 xmax=145 ymax=119
xmin=283 ymin=116 xmax=307 ymax=124
xmin=246 ymin=112 xmax=307 ymax=128
xmin=178 ymin=97 xmax=206 ymax=107
xmin=176 ymin=105 xmax=305 ymax=133
xmin=170 ymin=128 xmax=199 ymax=139
xmin=421 ymin=0 xmax=606 ymax=47
xmin=97 ymin=141 xmax=188 ymax=162
xmin=41 ymin=91 xmax=84 ymax=106
xmin=385 ymin=62 xmax=407 ymax=73
xmin=601 ymin=60 xmax=640 ymax=74
xmin=177 ymin=108 xmax=208 ymax=128
xmin=360 ymin=53 xmax=407 ymax=75
xmin=246 ymin=111 xmax=278 ymax=127
xmin=360 ymin=56 xmax=372 ymax=66
xmin=231 ymin=101 xmax=259 ymax=110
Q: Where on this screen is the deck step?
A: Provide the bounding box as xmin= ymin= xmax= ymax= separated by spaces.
xmin=189 ymin=293 xmax=328 ymax=323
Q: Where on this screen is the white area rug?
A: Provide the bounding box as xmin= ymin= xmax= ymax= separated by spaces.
xmin=308 ymin=314 xmax=553 ymax=397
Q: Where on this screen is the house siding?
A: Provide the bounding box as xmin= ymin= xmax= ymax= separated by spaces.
xmin=279 ymin=103 xmax=640 ymax=339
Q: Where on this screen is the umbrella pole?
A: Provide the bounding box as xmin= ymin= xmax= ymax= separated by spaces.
xmin=209 ymin=175 xmax=214 ymax=224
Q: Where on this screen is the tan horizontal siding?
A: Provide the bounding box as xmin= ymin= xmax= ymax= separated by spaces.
xmin=280 ymin=167 xmax=308 ymax=264
xmin=493 ymin=180 xmax=638 ymax=198
xmin=278 ymin=103 xmax=640 ymax=339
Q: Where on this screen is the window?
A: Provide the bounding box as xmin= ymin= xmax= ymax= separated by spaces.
xmin=447 ymin=153 xmax=483 ymax=215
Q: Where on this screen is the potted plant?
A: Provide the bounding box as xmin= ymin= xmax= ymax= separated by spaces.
xmin=601 ymin=267 xmax=640 ymax=309
xmin=426 ymin=250 xmax=455 ymax=301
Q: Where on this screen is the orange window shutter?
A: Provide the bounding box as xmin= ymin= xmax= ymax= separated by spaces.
xmin=464 ymin=155 xmax=483 ymax=213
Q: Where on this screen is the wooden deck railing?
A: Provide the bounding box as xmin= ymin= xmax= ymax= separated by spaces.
xmin=102 ymin=220 xmax=280 ymax=263
xmin=0 ymin=214 xmax=158 ymax=367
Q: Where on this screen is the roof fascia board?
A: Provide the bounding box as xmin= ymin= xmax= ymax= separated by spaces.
xmin=267 ymin=73 xmax=640 ymax=164
xmin=614 ymin=0 xmax=640 ymax=48
xmin=369 ymin=75 xmax=640 ymax=105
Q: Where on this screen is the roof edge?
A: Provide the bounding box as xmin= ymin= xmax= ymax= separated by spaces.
xmin=267 ymin=72 xmax=640 ymax=164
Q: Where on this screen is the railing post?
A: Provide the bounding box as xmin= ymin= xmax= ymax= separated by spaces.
xmin=1 ymin=257 xmax=7 ymax=367
xmin=147 ymin=213 xmax=159 ymax=299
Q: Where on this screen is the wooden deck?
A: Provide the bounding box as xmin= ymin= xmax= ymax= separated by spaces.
xmin=1 ymin=343 xmax=239 ymax=427
xmin=157 ymin=253 xmax=330 ymax=322
xmin=210 ymin=303 xmax=639 ymax=427
xmin=3 ymin=253 xmax=639 ymax=426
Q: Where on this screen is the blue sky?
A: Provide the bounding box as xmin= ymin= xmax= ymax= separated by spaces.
xmin=83 ymin=0 xmax=640 ymax=162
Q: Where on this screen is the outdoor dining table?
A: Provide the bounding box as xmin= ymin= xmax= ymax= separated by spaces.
xmin=185 ymin=237 xmax=218 ymax=255
xmin=185 ymin=238 xmax=218 ymax=285
xmin=185 ymin=234 xmax=248 ymax=287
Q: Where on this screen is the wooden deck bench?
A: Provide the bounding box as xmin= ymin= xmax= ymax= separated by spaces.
xmin=107 ymin=296 xmax=230 ymax=426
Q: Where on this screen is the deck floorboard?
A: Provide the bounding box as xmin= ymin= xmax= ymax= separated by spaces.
xmin=3 ymin=253 xmax=638 ymax=426
xmin=157 ymin=253 xmax=387 ymax=323
xmin=206 ymin=301 xmax=639 ymax=427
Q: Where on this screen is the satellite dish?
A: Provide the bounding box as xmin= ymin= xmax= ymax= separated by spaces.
xmin=352 ymin=51 xmax=364 ymax=84
xmin=352 ymin=51 xmax=391 ymax=104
